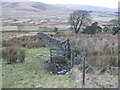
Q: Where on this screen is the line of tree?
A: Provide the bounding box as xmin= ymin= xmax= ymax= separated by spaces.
xmin=69 ymin=10 xmax=119 ymax=35
xmin=82 ymin=22 xmax=102 ymax=34
xmin=103 ymin=19 xmax=119 ymax=35
xmin=69 ymin=10 xmax=91 ymax=34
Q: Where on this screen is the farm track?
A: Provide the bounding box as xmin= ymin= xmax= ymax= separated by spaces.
xmin=1 ymin=30 xmax=68 ymax=33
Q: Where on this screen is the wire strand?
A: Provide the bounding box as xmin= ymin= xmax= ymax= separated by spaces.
xmin=77 ymin=55 xmax=118 ymax=88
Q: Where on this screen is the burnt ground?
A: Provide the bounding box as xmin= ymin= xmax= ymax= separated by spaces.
xmin=43 ymin=60 xmax=72 ymax=75
xmin=43 ymin=56 xmax=82 ymax=75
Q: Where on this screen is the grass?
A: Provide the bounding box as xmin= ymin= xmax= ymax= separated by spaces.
xmin=2 ymin=47 xmax=76 ymax=88
xmin=1 ymin=25 xmax=70 ymax=32
xmin=1 ymin=32 xmax=118 ymax=88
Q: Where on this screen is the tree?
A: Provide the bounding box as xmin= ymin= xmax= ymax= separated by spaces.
xmin=103 ymin=26 xmax=110 ymax=32
xmin=53 ymin=27 xmax=59 ymax=34
xmin=112 ymin=27 xmax=119 ymax=35
xmin=109 ymin=19 xmax=119 ymax=35
xmin=17 ymin=25 xmax=24 ymax=31
xmin=69 ymin=10 xmax=91 ymax=34
xmin=82 ymin=22 xmax=102 ymax=34
xmin=92 ymin=22 xmax=102 ymax=33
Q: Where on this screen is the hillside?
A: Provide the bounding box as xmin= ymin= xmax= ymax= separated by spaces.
xmin=1 ymin=1 xmax=118 ymax=20
xmin=1 ymin=2 xmax=72 ymax=19
xmin=1 ymin=1 xmax=118 ymax=27
xmin=54 ymin=4 xmax=117 ymax=15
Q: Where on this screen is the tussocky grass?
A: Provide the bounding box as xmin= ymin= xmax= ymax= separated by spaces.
xmin=2 ymin=47 xmax=77 ymax=88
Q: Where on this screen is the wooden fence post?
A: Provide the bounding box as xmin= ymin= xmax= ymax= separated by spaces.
xmin=67 ymin=39 xmax=71 ymax=60
xmin=70 ymin=50 xmax=73 ymax=67
xmin=83 ymin=57 xmax=85 ymax=85
xmin=50 ymin=49 xmax=52 ymax=62
xmin=83 ymin=47 xmax=86 ymax=86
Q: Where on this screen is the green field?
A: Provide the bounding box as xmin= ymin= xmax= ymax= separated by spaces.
xmin=2 ymin=47 xmax=77 ymax=88
xmin=1 ymin=26 xmax=52 ymax=31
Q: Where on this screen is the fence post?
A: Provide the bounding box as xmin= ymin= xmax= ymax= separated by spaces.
xmin=83 ymin=57 xmax=85 ymax=85
xmin=67 ymin=39 xmax=71 ymax=60
xmin=50 ymin=49 xmax=52 ymax=62
xmin=83 ymin=47 xmax=86 ymax=86
xmin=70 ymin=50 xmax=73 ymax=67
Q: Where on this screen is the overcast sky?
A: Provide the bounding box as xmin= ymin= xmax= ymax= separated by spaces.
xmin=3 ymin=0 xmax=30 ymax=2
xmin=29 ymin=0 xmax=119 ymax=8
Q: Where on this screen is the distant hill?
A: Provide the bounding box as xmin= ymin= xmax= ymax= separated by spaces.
xmin=1 ymin=1 xmax=118 ymax=20
xmin=1 ymin=2 xmax=72 ymax=19
xmin=54 ymin=4 xmax=117 ymax=12
xmin=54 ymin=4 xmax=118 ymax=15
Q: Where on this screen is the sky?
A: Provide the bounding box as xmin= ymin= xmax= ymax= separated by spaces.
xmin=29 ymin=0 xmax=119 ymax=8
xmin=3 ymin=0 xmax=30 ymax=2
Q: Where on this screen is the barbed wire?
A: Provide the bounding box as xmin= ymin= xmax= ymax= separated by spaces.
xmin=38 ymin=32 xmax=118 ymax=88
xmin=77 ymin=55 xmax=118 ymax=88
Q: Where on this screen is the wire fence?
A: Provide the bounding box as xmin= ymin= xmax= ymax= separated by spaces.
xmin=38 ymin=32 xmax=118 ymax=88
xmin=38 ymin=32 xmax=69 ymax=50
xmin=77 ymin=54 xmax=118 ymax=88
